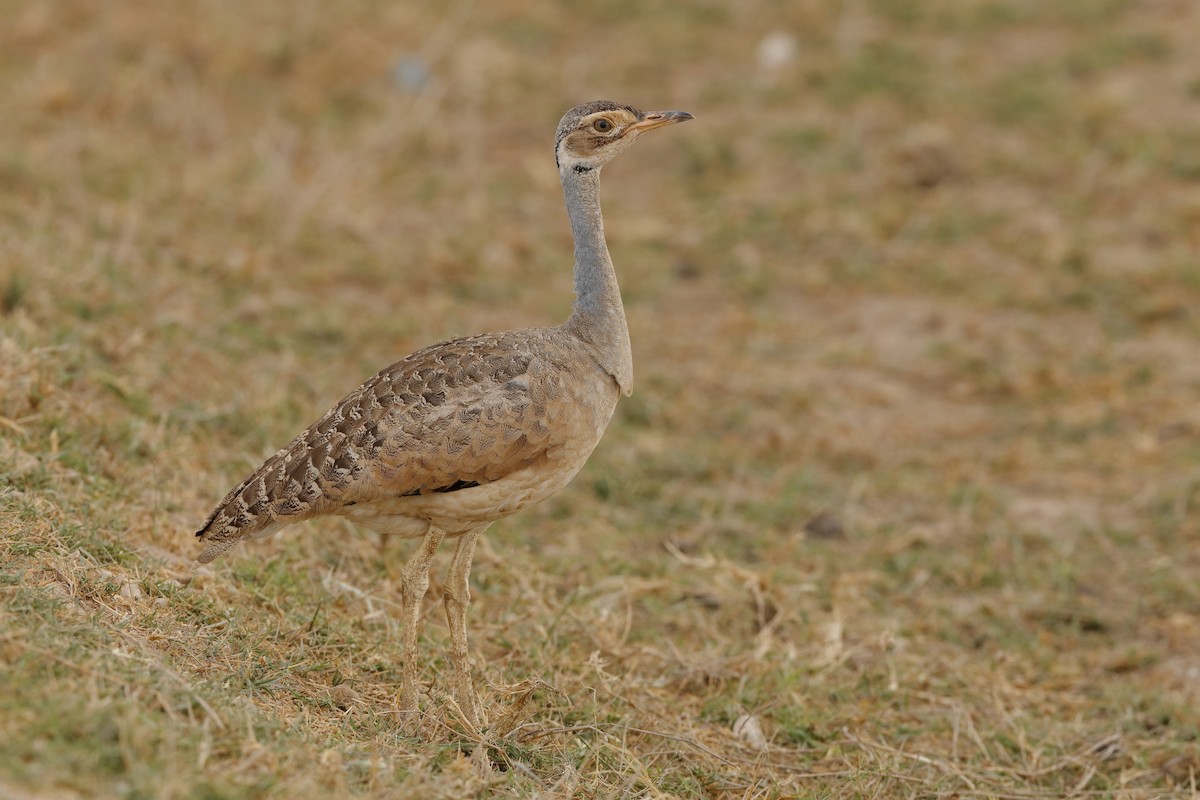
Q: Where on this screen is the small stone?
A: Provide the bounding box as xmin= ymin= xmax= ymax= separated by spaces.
xmin=893 ymin=124 xmax=959 ymax=189
xmin=392 ymin=57 xmax=432 ymax=92
xmin=733 ymin=714 xmax=769 ymax=751
xmin=757 ymin=32 xmax=798 ymax=72
xmin=329 ymin=684 xmax=360 ymax=710
xmin=804 ymin=511 xmax=845 ymax=540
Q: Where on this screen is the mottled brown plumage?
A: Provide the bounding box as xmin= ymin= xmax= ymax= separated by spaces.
xmin=195 ymin=329 xmax=606 ymax=562
xmin=193 ymin=100 xmax=693 ymax=730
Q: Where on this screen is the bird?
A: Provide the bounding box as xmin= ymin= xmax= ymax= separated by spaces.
xmin=193 ymin=100 xmax=693 ymax=729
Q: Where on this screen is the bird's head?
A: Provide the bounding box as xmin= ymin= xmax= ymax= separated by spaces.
xmin=555 ymin=100 xmax=694 ymax=174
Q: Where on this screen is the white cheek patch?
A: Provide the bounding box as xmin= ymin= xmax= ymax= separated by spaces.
xmin=556 ymin=136 xmax=637 ymax=172
xmin=556 ymin=144 xmax=598 ymax=172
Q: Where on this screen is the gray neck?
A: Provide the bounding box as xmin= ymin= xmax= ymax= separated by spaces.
xmin=561 ymin=165 xmax=634 ymax=394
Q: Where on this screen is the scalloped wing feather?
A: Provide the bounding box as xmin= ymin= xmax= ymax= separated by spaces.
xmin=195 ymin=329 xmax=574 ymax=563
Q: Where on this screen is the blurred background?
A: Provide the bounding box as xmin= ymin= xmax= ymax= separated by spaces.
xmin=2 ymin=0 xmax=1199 ymax=796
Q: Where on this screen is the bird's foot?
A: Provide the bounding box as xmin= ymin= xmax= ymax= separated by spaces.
xmin=397 ymin=685 xmax=426 ymax=736
xmin=398 ymin=708 xmax=426 ymax=737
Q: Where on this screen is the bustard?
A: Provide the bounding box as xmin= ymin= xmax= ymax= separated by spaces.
xmin=194 ymin=100 xmax=693 ymax=727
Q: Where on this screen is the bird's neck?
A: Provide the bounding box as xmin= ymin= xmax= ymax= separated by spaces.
xmin=561 ymin=166 xmax=634 ymax=395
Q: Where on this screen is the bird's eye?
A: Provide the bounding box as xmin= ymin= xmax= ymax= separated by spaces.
xmin=593 ymin=118 xmax=613 ymax=132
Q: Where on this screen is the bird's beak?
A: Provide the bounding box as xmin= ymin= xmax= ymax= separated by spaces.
xmin=623 ymin=109 xmax=695 ymax=137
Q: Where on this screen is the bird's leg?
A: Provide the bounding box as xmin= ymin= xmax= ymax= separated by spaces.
xmin=442 ymin=526 xmax=484 ymax=727
xmin=398 ymin=525 xmax=447 ymax=728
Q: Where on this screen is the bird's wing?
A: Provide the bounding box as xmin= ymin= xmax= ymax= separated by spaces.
xmin=195 ymin=330 xmax=559 ymax=561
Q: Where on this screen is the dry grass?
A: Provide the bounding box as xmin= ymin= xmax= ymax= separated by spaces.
xmin=3 ymin=0 xmax=1200 ymax=797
